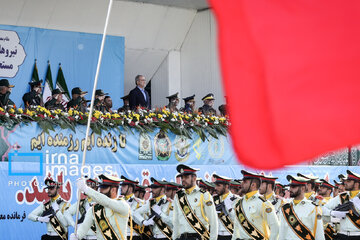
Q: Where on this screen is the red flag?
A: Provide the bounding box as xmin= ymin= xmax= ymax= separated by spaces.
xmin=209 ymin=0 xmax=360 ymax=169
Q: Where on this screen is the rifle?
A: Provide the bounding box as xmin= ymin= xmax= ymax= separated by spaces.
xmin=334 ymin=201 xmax=360 ymax=218
xmin=147 ymin=198 xmax=166 ymax=220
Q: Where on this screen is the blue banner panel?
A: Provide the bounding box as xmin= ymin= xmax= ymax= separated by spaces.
xmin=0 ymin=124 xmax=359 ymax=239
xmin=0 ymin=25 xmax=124 ymax=107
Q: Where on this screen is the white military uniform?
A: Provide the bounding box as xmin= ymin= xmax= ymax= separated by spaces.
xmin=172 ymin=185 xmax=218 ymax=240
xmin=323 ymin=191 xmax=360 ymax=236
xmin=76 ymin=187 xmax=130 ymax=240
xmin=278 ymin=198 xmax=325 ymax=240
xmin=265 ymin=192 xmax=283 ymax=217
xmin=125 ymin=193 xmax=143 ymax=237
xmin=217 ymin=191 xmax=238 ymax=237
xmin=305 ymin=191 xmax=317 ymax=202
xmin=133 ymin=194 xmax=173 ymax=239
xmin=28 ymin=195 xmax=70 ymax=237
xmin=64 ymin=197 xmax=96 ymax=239
xmin=231 ymin=191 xmax=279 ymax=240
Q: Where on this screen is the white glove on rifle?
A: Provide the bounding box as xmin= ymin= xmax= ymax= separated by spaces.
xmin=38 ymin=215 xmax=51 ymax=223
xmin=69 ymin=233 xmax=79 ymax=240
xmin=152 ymin=205 xmax=162 ymax=215
xmin=76 ymin=178 xmax=89 ymax=194
xmin=331 ymin=210 xmax=348 ymax=219
xmin=143 ymin=216 xmax=155 ymax=226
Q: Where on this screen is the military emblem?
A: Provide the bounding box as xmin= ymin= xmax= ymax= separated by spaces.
xmin=154 ymin=130 xmax=171 ymax=161
xmin=206 ymin=201 xmax=213 ymax=206
xmin=208 ymin=136 xmax=225 ymax=159
xmin=174 ymin=135 xmax=190 ymax=162
xmin=265 ymin=207 xmax=272 ymax=213
xmin=139 ymin=133 xmax=152 ymax=160
xmin=194 ymin=198 xmax=198 ymax=202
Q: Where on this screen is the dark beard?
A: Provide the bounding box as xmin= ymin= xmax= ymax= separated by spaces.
xmin=290 ymin=189 xmax=300 ymax=198
xmin=102 ymin=188 xmax=112 ymax=198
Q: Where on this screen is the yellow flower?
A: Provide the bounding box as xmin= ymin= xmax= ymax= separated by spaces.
xmin=0 ymin=107 xmax=4 ymax=112
xmin=157 ymin=114 xmax=163 ymax=119
xmin=74 ymin=110 xmax=79 ymax=115
xmin=18 ymin=108 xmax=23 ymax=114
xmin=68 ymin=109 xmax=73 ymax=116
xmin=9 ymin=108 xmax=15 ymax=114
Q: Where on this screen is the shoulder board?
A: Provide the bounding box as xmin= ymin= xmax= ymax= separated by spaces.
xmin=199 ymin=189 xmax=207 ymax=194
xmin=258 ymin=196 xmax=266 ymax=202
xmin=56 ymin=198 xmax=64 ymax=205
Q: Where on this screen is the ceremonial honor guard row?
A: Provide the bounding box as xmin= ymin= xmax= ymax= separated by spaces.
xmin=28 ymin=165 xmax=360 ymax=240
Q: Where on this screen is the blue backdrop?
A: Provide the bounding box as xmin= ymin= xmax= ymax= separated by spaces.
xmin=0 ymin=25 xmax=124 ymax=108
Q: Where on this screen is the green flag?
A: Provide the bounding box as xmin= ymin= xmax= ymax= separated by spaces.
xmin=31 ymin=60 xmax=40 ymax=83
xmin=42 ymin=62 xmax=54 ymax=103
xmin=55 ymin=64 xmax=70 ymax=102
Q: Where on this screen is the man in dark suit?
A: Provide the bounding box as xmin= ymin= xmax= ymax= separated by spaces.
xmin=129 ymin=75 xmax=150 ymax=110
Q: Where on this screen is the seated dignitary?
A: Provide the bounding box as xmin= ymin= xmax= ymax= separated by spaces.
xmin=70 ymin=174 xmax=130 ymax=240
xmin=67 ymin=87 xmax=88 ymax=113
xmin=232 ymin=170 xmax=279 ymax=240
xmin=93 ymin=89 xmax=108 ymax=112
xmin=117 ymin=95 xmax=130 ymax=113
xmin=180 ymin=94 xmax=195 ymax=113
xmin=172 ymin=164 xmax=218 ymax=240
xmin=165 ymin=92 xmax=180 ymax=112
xmin=28 ymin=177 xmax=70 ymax=240
xmin=0 ymin=79 xmax=15 ymax=108
xmin=212 ymin=174 xmax=239 ymax=239
xmin=64 ymin=178 xmax=98 ymax=240
xmin=323 ymin=170 xmax=360 ymax=240
xmin=23 ymin=79 xmax=44 ymax=108
xmin=45 ymin=89 xmax=66 ymax=111
xmin=198 ymin=93 xmax=216 ymax=116
xmin=104 ymin=96 xmax=113 ymax=113
xmin=133 ymin=178 xmax=174 ymax=240
xmin=278 ymin=175 xmax=325 ymax=240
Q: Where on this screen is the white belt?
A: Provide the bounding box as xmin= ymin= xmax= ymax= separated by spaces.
xmin=153 ymin=233 xmax=166 ymax=239
xmin=339 ymin=231 xmax=360 ymax=236
xmin=84 ymin=237 xmax=97 ymax=240
xmin=218 ymin=230 xmax=231 ymax=236
xmin=47 ymin=231 xmax=59 ymax=236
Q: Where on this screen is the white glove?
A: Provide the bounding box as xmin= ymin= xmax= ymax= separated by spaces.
xmin=224 ymin=196 xmax=233 ymax=211
xmin=152 ymin=205 xmax=162 ymax=215
xmin=352 ymin=197 xmax=360 ymax=209
xmin=331 ymin=210 xmax=348 ymax=219
xmin=76 ymin=178 xmax=89 ymax=194
xmin=51 ymin=202 xmax=59 ymax=213
xmin=143 ymin=217 xmax=155 ymax=226
xmin=38 ymin=215 xmax=51 ymax=223
xmin=69 ymin=233 xmax=79 ymax=240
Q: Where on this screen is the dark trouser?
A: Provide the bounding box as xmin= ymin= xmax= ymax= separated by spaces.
xmin=217 ymin=236 xmax=232 ymax=240
xmin=177 ymin=233 xmax=201 ymax=240
xmin=41 ymin=235 xmax=63 ymax=240
xmin=335 ymin=234 xmax=360 ymax=240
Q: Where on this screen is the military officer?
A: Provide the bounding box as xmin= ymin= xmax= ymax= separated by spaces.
xmin=64 ymin=178 xmax=99 ymax=240
xmin=23 ymin=79 xmax=44 ymax=108
xmin=259 ymin=174 xmax=283 ymax=216
xmin=180 ymin=94 xmax=195 ymax=113
xmin=198 ymin=178 xmax=217 ymax=196
xmin=172 ymin=164 xmax=218 ymax=240
xmin=337 ymin=174 xmax=346 ymax=194
xmin=231 ymin=170 xmax=279 ymax=240
xmin=120 ymin=176 xmax=144 ymax=240
xmin=278 ymin=175 xmax=325 ymax=240
xmin=28 ymin=177 xmax=70 ymax=240
xmin=323 ymin=170 xmax=360 ymax=240
xmin=229 ymin=180 xmax=242 ymax=197
xmin=164 ymin=181 xmax=182 ymax=200
xmin=213 ymin=174 xmax=238 ymax=240
xmin=70 ymin=174 xmax=130 ymax=240
xmin=297 ymin=173 xmax=319 ymax=201
xmin=317 ymin=179 xmax=334 ymax=206
xmin=118 ymin=95 xmax=130 ymax=113
xmin=92 ymin=89 xmax=108 ymax=112
xmin=166 ymin=92 xmax=180 ymax=112
xmin=67 ymin=87 xmax=88 ymax=113
xmin=275 ymin=182 xmax=286 ymax=198
xmin=134 ymin=184 xmax=147 ymax=201
xmin=45 ymin=89 xmax=66 ymax=111
xmin=0 ymin=79 xmax=15 ymax=108
xmin=334 ymin=180 xmax=344 ymax=197
xmin=198 ymin=93 xmax=217 ymax=115
xmin=133 ymin=178 xmax=174 ymax=240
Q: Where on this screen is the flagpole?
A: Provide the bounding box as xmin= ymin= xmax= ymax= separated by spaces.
xmin=74 ymin=0 xmax=113 ymax=234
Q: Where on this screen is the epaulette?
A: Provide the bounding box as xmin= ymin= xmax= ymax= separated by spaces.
xmin=56 ymin=198 xmax=64 ymax=205
xmin=258 ymin=196 xmax=266 ymax=202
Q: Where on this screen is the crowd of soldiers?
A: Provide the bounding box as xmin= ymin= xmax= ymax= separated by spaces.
xmin=28 ymin=164 xmax=360 ymax=240
xmin=0 ymin=75 xmax=226 ymax=116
